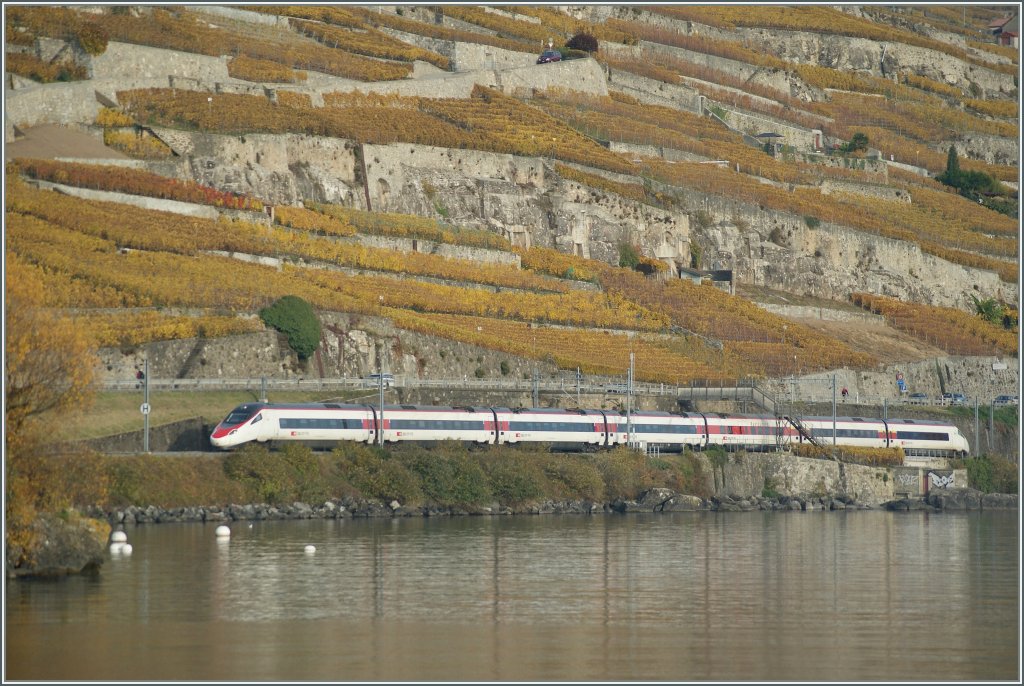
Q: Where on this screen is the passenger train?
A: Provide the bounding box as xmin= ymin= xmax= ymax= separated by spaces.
xmin=210 ymin=402 xmax=970 ymax=457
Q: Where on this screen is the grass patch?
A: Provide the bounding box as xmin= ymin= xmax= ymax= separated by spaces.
xmin=54 ymin=389 xmax=374 ymax=442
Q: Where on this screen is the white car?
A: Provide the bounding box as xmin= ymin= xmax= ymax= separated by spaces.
xmin=993 ymin=394 xmax=1018 ymax=407
xmin=363 ymin=373 xmax=395 ymax=389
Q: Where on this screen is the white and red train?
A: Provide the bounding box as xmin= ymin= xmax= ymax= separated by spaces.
xmin=210 ymin=403 xmax=969 ymax=457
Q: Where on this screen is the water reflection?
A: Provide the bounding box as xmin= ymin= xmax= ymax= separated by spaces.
xmin=6 ymin=511 xmax=1018 ymax=681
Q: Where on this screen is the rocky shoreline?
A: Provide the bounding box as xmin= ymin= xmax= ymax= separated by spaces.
xmin=90 ymin=487 xmax=1018 ymax=527
xmin=9 ymin=488 xmax=1017 ymax=578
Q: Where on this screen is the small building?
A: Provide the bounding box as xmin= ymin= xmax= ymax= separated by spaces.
xmin=988 ymin=14 xmax=1019 ymax=47
xmin=677 ymin=266 xmax=733 ymax=294
xmin=754 ymin=132 xmax=784 ymax=155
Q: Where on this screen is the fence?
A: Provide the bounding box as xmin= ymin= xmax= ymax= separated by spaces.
xmin=98 ymin=375 xmax=779 ymax=411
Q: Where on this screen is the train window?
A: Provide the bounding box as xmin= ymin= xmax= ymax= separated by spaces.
xmin=251 ymin=413 xmax=262 ymax=424
xmin=895 ymin=431 xmax=949 ymax=441
xmin=224 ymin=406 xmax=258 ymax=425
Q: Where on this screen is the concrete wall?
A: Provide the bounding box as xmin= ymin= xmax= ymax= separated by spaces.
xmin=820 ymin=180 xmax=910 ymax=203
xmin=353 ymin=234 xmax=521 ymax=267
xmin=709 ymin=104 xmax=820 ymax=152
xmin=5 ymin=80 xmax=106 ymax=133
xmin=755 ymin=303 xmax=885 ymax=324
xmin=189 ymin=4 xmax=290 ymax=27
xmin=607 ymin=68 xmax=703 ymax=113
xmin=765 ymin=355 xmax=1020 ymax=404
xmin=498 ymin=57 xmax=609 ymax=98
xmin=702 ymin=452 xmax=971 ymax=505
xmin=88 ymin=42 xmax=230 ymax=83
xmin=74 ymin=417 xmax=211 ymax=454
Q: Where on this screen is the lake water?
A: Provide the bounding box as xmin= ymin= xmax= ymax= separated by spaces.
xmin=5 ymin=511 xmax=1019 ymax=681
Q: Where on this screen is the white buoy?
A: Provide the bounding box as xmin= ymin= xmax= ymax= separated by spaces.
xmin=109 ymin=542 xmax=124 ymax=554
xmin=111 ymin=531 xmax=127 ymax=543
xmin=215 ymin=525 xmax=231 ymax=538
xmin=304 ymin=545 xmax=316 ymax=554
xmin=121 ymin=544 xmax=133 ymax=555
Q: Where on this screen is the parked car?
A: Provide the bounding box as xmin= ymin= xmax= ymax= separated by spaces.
xmin=941 ymin=392 xmax=967 ymax=406
xmin=363 ymin=373 xmax=395 ymax=389
xmin=536 ymin=49 xmax=562 ymax=64
xmin=907 ymin=392 xmax=929 ymax=405
xmin=993 ymin=394 xmax=1019 ymax=407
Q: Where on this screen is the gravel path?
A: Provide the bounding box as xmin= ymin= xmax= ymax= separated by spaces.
xmin=5 ymin=123 xmax=130 ymax=161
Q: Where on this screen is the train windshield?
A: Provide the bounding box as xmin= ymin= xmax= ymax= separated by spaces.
xmin=221 ymin=404 xmax=262 ymax=426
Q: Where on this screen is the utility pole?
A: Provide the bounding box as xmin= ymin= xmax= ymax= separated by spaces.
xmin=627 ymin=352 xmax=634 ymax=448
xmin=378 ymin=359 xmax=384 ymax=448
xmin=974 ymin=397 xmax=979 ymax=457
xmin=141 ymin=358 xmax=150 ymax=453
xmin=831 ymin=373 xmax=837 ymax=447
xmin=576 ymin=366 xmax=581 ymax=407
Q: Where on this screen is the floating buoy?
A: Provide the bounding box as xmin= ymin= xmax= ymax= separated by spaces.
xmin=122 ymin=544 xmax=133 ymax=555
xmin=111 ymin=531 xmax=127 ymax=543
xmin=215 ymin=525 xmax=231 ymax=538
xmin=109 ymin=542 xmax=124 ymax=553
xmin=304 ymin=545 xmax=316 ymax=554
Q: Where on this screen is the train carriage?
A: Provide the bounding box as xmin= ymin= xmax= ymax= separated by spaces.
xmin=495 ymin=407 xmax=609 ymax=446
xmin=704 ymin=413 xmax=797 ymax=451
xmin=796 ymin=416 xmax=889 ymax=449
xmin=608 ymin=411 xmax=707 ymax=451
xmin=377 ymin=405 xmax=496 ymax=444
xmin=884 ymin=417 xmax=970 ymax=457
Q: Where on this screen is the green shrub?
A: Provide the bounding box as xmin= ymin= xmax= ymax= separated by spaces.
xmin=474 ymin=366 xmax=486 ymax=378
xmin=592 ymin=448 xmax=648 ymax=500
xmin=259 ymin=295 xmax=321 ymax=359
xmin=406 ymin=443 xmax=492 ymax=506
xmin=75 ymin=23 xmax=108 ymax=55
xmin=279 ymin=443 xmax=329 ymax=502
xmin=804 ymin=215 xmax=821 ymax=229
xmin=566 ymin=32 xmax=598 ymax=53
xmin=543 ymin=454 xmax=604 ymax=501
xmin=223 ymin=444 xmax=294 ymax=503
xmin=961 ymin=454 xmax=1018 ymax=494
xmin=618 ymin=242 xmax=641 ymax=269
xmin=478 ymin=451 xmax=546 ymax=505
xmin=336 ymin=445 xmax=423 ymax=504
xmin=499 ymin=360 xmax=510 ymax=376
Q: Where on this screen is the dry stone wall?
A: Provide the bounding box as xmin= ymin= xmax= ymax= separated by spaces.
xmin=764 ymin=355 xmax=1019 ymax=403
xmin=607 ymin=68 xmax=703 ymax=113
xmin=179 ymin=132 xmax=361 ymax=207
xmin=89 ymin=41 xmax=229 ymax=83
xmin=593 ymin=6 xmax=1016 ymax=97
xmin=664 ymin=185 xmax=1017 ymax=310
xmin=95 ymin=313 xmax=562 ymax=386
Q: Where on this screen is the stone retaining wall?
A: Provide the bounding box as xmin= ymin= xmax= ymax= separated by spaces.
xmin=754 ymin=303 xmax=884 ymax=323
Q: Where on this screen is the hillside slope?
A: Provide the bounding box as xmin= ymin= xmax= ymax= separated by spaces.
xmin=3 ymin=4 xmax=1018 ymax=400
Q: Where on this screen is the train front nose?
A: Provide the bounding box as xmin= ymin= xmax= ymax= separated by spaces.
xmin=210 ymin=424 xmax=239 ymax=448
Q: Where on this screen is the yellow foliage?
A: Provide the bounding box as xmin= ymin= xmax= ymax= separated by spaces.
xmin=103 ymin=130 xmax=174 ymax=158
xmin=852 ymin=292 xmax=1018 ymax=356
xmin=791 ymin=443 xmax=905 ymax=467
xmin=962 ymin=97 xmax=1018 ymax=119
xmin=228 ymin=55 xmax=307 ymax=84
xmin=95 ymin=106 xmax=135 ymax=128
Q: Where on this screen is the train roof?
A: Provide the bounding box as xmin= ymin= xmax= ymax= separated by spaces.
xmin=800 ymin=416 xmax=953 ymax=426
xmin=496 ymin=407 xmax=604 ymax=415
